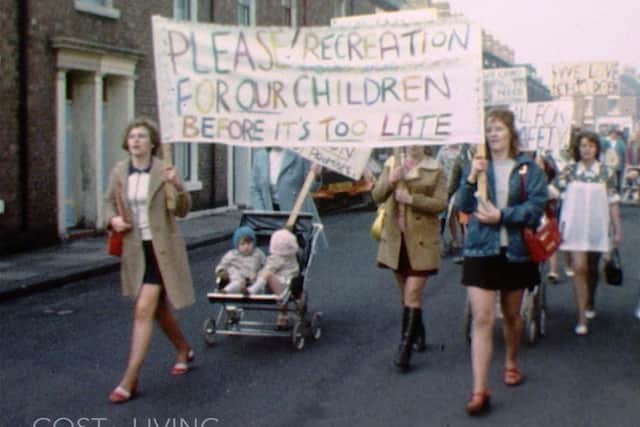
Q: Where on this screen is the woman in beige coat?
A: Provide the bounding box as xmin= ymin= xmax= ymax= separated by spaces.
xmin=372 ymin=145 xmax=447 ymax=372
xmin=105 ymin=118 xmax=194 ymax=403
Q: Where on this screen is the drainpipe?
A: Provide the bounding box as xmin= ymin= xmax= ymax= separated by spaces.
xmin=17 ymin=0 xmax=29 ymax=232
xmin=303 ymin=0 xmax=307 ymax=25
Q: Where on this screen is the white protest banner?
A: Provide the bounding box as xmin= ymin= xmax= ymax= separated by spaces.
xmin=152 ymin=16 xmax=484 ymax=152
xmin=511 ymin=100 xmax=573 ymax=152
xmin=297 ymin=8 xmax=441 ymax=178
xmin=551 ymin=62 xmax=619 ymax=97
xmin=483 ymin=67 xmax=527 ymax=106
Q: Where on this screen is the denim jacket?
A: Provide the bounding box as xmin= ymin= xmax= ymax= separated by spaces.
xmin=455 ymin=153 xmax=547 ymax=261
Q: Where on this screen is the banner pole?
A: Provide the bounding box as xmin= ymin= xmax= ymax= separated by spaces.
xmin=162 ymin=144 xmax=177 ymax=211
xmin=285 ymin=165 xmax=317 ymax=230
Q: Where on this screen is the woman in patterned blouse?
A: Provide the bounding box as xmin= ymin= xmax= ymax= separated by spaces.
xmin=549 ymin=131 xmax=622 ymax=336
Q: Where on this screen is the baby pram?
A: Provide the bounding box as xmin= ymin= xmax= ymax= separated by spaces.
xmin=202 ymin=211 xmax=323 ymax=351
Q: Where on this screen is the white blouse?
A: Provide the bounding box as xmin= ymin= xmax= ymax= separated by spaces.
xmin=127 ymin=171 xmax=152 ymax=241
xmin=493 ymin=158 xmax=515 ymax=247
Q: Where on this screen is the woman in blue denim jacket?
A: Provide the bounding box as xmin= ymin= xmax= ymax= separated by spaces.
xmin=455 ymin=109 xmax=547 ymax=415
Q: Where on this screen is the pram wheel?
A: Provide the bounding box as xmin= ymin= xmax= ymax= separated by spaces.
xmin=525 ymin=312 xmax=538 ymax=345
xmin=202 ymin=317 xmax=216 ymax=346
xmin=310 ymin=312 xmax=322 ymax=341
xmin=523 ymin=283 xmax=546 ymax=346
xmin=538 ymin=308 xmax=547 ymax=337
xmin=291 ymin=321 xmax=306 ymax=351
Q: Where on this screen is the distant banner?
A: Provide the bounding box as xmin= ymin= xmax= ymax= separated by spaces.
xmin=152 ymin=16 xmax=484 ymax=151
xmin=330 ymin=8 xmax=437 ymax=27
xmin=483 ymin=67 xmax=527 ymax=106
xmin=292 ymin=146 xmax=371 ymax=179
xmin=594 ymin=116 xmax=633 ymax=137
xmin=551 ymin=62 xmax=619 ymax=97
xmin=511 ymin=101 xmax=573 ymax=152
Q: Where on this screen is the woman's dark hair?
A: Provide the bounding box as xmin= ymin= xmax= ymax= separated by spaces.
xmin=572 ymin=131 xmax=600 ymax=162
xmin=485 ymin=108 xmax=520 ymax=159
xmin=121 ymin=117 xmax=161 ymax=156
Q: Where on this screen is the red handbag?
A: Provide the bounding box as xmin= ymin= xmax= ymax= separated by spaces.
xmin=107 ymin=182 xmax=127 ymax=257
xmin=519 ymin=166 xmax=561 ymax=263
xmin=107 ymin=229 xmax=124 ymax=257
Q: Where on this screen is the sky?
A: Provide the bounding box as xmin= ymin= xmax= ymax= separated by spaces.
xmin=446 ymin=0 xmax=640 ymax=84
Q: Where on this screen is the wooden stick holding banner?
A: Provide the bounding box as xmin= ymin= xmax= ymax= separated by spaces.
xmin=285 ymin=165 xmax=318 ymax=230
xmin=475 ymin=107 xmax=487 ymax=199
xmin=162 ymin=144 xmax=177 ymax=211
xmin=476 ymin=139 xmax=487 ymax=199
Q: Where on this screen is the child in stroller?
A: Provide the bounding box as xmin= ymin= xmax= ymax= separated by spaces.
xmin=247 ymin=228 xmax=299 ymax=295
xmin=247 ymin=228 xmax=301 ymax=328
xmin=215 ymin=226 xmax=265 ymax=294
xmin=204 ymin=211 xmax=322 ymax=350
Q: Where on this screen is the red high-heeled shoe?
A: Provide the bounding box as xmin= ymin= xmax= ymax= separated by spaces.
xmin=465 ymin=389 xmax=490 ymax=415
xmin=170 ymin=349 xmax=195 ymax=376
xmin=504 ymin=366 xmax=523 ymax=386
xmin=109 ymin=380 xmax=137 ymax=404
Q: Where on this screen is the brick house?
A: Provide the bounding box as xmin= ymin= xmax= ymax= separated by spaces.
xmin=0 ymin=0 xmax=392 ymax=255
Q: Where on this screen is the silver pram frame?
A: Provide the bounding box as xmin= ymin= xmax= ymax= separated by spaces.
xmin=202 ymin=211 xmax=323 ymax=351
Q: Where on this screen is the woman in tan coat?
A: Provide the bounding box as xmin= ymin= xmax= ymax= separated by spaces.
xmin=372 ymin=145 xmax=447 ymax=372
xmin=105 ymin=118 xmax=195 ymax=403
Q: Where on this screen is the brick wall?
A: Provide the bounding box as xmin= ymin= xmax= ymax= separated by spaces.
xmin=0 ymin=0 xmax=381 ymax=253
xmin=0 ymin=0 xmax=21 ymax=245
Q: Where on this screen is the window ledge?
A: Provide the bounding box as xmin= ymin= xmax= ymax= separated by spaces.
xmin=74 ymin=1 xmax=121 ymax=19
xmin=184 ymin=180 xmax=203 ymax=192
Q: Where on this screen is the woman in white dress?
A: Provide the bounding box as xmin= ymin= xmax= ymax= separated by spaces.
xmin=550 ymin=131 xmax=622 ymax=335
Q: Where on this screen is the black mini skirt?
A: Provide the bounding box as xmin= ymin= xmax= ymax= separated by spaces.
xmin=142 ymin=240 xmax=163 ymax=285
xmin=462 ymin=248 xmax=539 ymax=290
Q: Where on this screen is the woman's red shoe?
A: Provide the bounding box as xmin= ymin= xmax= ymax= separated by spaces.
xmin=109 ymin=380 xmax=137 ymax=404
xmin=504 ymin=367 xmax=523 ymax=386
xmin=465 ymin=389 xmax=490 ymax=415
xmin=170 ymin=349 xmax=195 ymax=376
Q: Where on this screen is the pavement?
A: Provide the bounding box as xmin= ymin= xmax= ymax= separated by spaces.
xmin=0 ymin=208 xmax=243 ymax=302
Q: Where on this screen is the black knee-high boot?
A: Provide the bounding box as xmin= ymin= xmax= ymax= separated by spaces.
xmin=413 ymin=308 xmax=426 ymax=352
xmin=394 ymin=307 xmax=419 ymax=372
xmin=401 ymin=306 xmax=409 ymax=338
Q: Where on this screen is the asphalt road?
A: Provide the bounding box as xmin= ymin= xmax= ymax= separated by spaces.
xmin=2 ymin=208 xmax=640 ymax=427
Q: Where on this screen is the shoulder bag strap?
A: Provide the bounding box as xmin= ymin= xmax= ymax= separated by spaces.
xmin=518 ymin=164 xmax=528 ymax=202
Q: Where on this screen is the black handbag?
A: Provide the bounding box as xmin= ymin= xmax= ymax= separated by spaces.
xmin=605 ymin=248 xmax=623 ymax=286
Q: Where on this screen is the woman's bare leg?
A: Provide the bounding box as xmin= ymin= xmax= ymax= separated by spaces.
xmin=403 ymin=275 xmax=427 ymax=308
xmin=155 ymin=296 xmax=191 ymax=362
xmin=500 ymin=289 xmax=524 ymax=369
xmin=571 ymin=252 xmax=589 ymax=327
xmin=117 ymin=284 xmax=162 ymax=390
xmin=468 ymin=286 xmax=497 ymax=393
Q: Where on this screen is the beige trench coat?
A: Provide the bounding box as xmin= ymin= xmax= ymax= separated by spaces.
xmin=104 ymin=157 xmax=194 ymax=309
xmin=372 ymin=156 xmax=447 ymax=272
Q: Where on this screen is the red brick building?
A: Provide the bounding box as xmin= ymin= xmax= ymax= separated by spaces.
xmin=0 ymin=0 xmax=390 ymax=254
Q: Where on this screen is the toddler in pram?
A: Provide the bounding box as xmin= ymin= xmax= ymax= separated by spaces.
xmin=204 ymin=211 xmax=322 ymax=350
xmin=215 ymin=226 xmax=265 ymax=294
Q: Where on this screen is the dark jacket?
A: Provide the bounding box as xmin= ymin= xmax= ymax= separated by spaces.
xmin=455 ymin=153 xmax=547 ymax=261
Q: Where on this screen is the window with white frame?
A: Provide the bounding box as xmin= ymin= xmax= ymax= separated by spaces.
xmin=173 ymin=0 xmax=202 ymax=191
xmin=74 ymin=0 xmax=120 ymax=19
xmin=174 ymin=0 xmax=192 ymax=20
xmin=238 ymin=0 xmax=251 ymax=25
